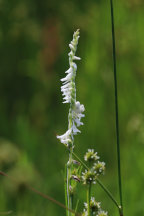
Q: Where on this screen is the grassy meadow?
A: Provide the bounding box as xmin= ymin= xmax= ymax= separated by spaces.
xmin=0 ymin=0 xmax=144 ymax=215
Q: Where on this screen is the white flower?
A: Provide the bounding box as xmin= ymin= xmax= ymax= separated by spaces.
xmin=60 ymin=64 xmax=77 ymax=103
xmin=61 ymin=72 xmax=73 ymax=83
xmin=97 ymin=210 xmax=108 ymax=216
xmin=72 ymin=101 xmax=85 ymax=129
xmin=82 ymin=210 xmax=88 ymax=216
xmin=83 ymin=202 xmax=88 ymax=216
xmin=60 ymin=33 xmax=79 ymax=103
xmin=90 ymin=197 xmax=101 ymax=211
xmin=57 ymin=129 xmax=72 ymax=146
xmin=69 ymin=44 xmax=74 ymax=50
xmin=84 ymin=202 xmax=88 ymax=209
xmin=72 ymin=122 xmax=81 ymax=135
xmin=73 ymin=56 xmax=81 ymax=60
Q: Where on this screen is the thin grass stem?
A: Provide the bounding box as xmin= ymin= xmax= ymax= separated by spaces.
xmin=109 ymin=0 xmax=123 ymax=215
xmin=96 ymin=178 xmax=120 ymax=209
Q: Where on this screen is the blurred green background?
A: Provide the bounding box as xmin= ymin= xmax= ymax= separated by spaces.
xmin=0 ymin=0 xmax=144 ymax=215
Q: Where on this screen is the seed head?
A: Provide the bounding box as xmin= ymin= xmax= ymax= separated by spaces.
xmin=84 ymin=149 xmax=100 ymax=162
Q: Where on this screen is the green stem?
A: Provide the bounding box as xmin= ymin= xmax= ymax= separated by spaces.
xmin=65 ymin=165 xmax=68 ymax=216
xmin=67 ymin=163 xmax=70 ymax=216
xmin=109 ymin=0 xmax=123 ymax=215
xmin=87 ymin=184 xmax=91 ymax=216
xmin=67 ymin=150 xmax=73 ymax=216
xmin=96 ymin=178 xmax=120 ymax=209
xmin=69 ymin=152 xmax=73 ymax=216
xmin=72 ymin=152 xmax=120 ymax=211
xmin=67 ymin=102 xmax=74 ymax=216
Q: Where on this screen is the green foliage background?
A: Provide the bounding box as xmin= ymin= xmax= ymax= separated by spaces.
xmin=0 ymin=0 xmax=144 ymax=215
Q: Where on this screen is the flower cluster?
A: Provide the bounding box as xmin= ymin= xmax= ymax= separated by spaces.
xmin=57 ymin=129 xmax=72 ymax=145
xmin=90 ymin=197 xmax=101 ymax=212
xmin=93 ymin=161 xmax=105 ymax=175
xmin=61 ymin=30 xmax=80 ymax=104
xmin=71 ymin=101 xmax=85 ymax=135
xmin=81 ymin=149 xmax=105 ymax=185
xmin=83 ymin=197 xmax=108 ymax=216
xmin=96 ymin=210 xmax=108 ymax=216
xmin=57 ymin=30 xmax=85 ymax=147
xmin=84 ymin=149 xmax=100 ymax=162
xmin=82 ymin=169 xmax=96 ymax=185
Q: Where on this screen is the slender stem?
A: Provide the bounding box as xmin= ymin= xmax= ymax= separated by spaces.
xmin=65 ymin=165 xmax=68 ymax=216
xmin=72 ymin=152 xmax=120 ymax=211
xmin=70 ymin=194 xmax=74 ymax=216
xmin=75 ymin=199 xmax=80 ymax=214
xmin=67 ymin=163 xmax=70 ymax=216
xmin=109 ymin=0 xmax=123 ymax=215
xmin=67 ymin=150 xmax=73 ymax=216
xmin=96 ymin=178 xmax=119 ymax=209
xmin=69 ymin=151 xmax=73 ymax=216
xmin=67 ymin=105 xmax=74 ymax=216
xmin=87 ymin=184 xmax=91 ymax=216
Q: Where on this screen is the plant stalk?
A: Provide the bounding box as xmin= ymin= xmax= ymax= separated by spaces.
xmin=65 ymin=165 xmax=68 ymax=216
xmin=67 ymin=149 xmax=73 ymax=216
xmin=109 ymin=0 xmax=123 ymax=215
xmin=67 ymin=100 xmax=75 ymax=216
xmin=87 ymin=184 xmax=91 ymax=216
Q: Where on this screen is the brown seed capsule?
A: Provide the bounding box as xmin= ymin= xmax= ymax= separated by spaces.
xmin=73 ymin=160 xmax=80 ymax=165
xmin=71 ymin=175 xmax=80 ymax=182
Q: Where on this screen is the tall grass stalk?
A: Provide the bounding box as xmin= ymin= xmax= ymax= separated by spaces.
xmin=109 ymin=0 xmax=123 ymax=215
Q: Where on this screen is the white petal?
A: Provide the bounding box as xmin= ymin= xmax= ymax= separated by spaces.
xmin=57 ymin=129 xmax=72 ymax=144
xmin=63 ymin=101 xmax=69 ymax=103
xmin=60 ymin=138 xmax=71 ymax=144
xmin=72 ymin=123 xmax=81 ymax=134
xmin=63 ymin=97 xmax=71 ymax=103
xmin=73 ymin=56 xmax=81 ymax=60
xmin=74 ymin=118 xmax=83 ymax=127
xmin=78 ymin=113 xmax=85 ymax=118
xmin=69 ymin=44 xmax=74 ymax=50
xmin=68 ymin=51 xmax=73 ymax=57
xmin=61 ymin=89 xmax=70 ymax=95
xmin=80 ymin=104 xmax=85 ymax=112
xmin=72 ymin=63 xmax=77 ymax=71
xmin=61 ymin=73 xmax=72 ymax=82
xmin=75 ymin=101 xmax=80 ymax=108
xmin=65 ymin=67 xmax=73 ymax=74
xmin=61 ymin=87 xmax=72 ymax=93
xmin=61 ymin=83 xmax=70 ymax=90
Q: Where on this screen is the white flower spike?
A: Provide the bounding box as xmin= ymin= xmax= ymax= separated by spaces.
xmin=57 ymin=29 xmax=85 ymax=147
